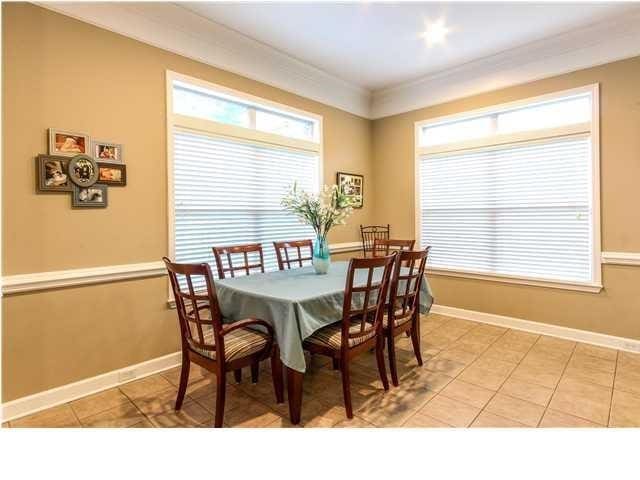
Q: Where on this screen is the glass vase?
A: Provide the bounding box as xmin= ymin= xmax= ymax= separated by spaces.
xmin=312 ymin=235 xmax=331 ymax=274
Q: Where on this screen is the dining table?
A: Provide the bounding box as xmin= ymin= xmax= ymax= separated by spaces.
xmin=216 ymin=260 xmax=434 ymax=424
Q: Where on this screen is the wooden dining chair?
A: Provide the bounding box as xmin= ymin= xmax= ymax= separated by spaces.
xmin=273 ymin=239 xmax=313 ymax=270
xmin=303 ymin=255 xmax=395 ymax=419
xmin=372 ymin=238 xmax=415 ymax=257
xmin=360 ymin=224 xmax=390 ymax=257
xmin=212 ymin=243 xmax=265 ymax=279
xmin=383 ymin=247 xmax=430 ymax=386
xmin=163 ymin=257 xmax=284 ymax=428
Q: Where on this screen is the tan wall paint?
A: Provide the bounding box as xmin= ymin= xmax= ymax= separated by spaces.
xmin=1 ymin=4 xmax=373 ymax=401
xmin=372 ymin=56 xmax=640 ymax=340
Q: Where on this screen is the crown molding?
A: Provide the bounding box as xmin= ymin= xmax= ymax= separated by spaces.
xmin=36 ymin=2 xmax=371 ymax=118
xmin=36 ymin=3 xmax=640 ymax=120
xmin=370 ymin=9 xmax=640 ymax=119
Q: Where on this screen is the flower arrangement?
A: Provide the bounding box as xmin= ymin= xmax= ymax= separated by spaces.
xmin=281 ymin=183 xmax=355 ymax=273
xmin=281 ymin=183 xmax=354 ymax=240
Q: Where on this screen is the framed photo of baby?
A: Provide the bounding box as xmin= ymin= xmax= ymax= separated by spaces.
xmin=35 ymin=155 xmax=73 ymax=192
xmin=92 ymin=140 xmax=122 ymax=163
xmin=48 ymin=129 xmax=89 ymax=157
xmin=97 ymin=162 xmax=126 ymax=186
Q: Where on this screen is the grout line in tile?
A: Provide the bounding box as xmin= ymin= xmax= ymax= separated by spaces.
xmin=420 ymin=324 xmax=510 ymax=426
xmin=466 ymin=327 xmax=540 ymax=427
xmin=535 ymin=340 xmax=578 ymax=427
xmin=607 ymin=350 xmax=619 ymax=427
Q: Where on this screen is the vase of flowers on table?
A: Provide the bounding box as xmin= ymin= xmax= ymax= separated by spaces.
xmin=281 ymin=183 xmax=355 ymax=274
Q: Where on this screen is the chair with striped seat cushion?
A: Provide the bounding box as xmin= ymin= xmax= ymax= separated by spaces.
xmin=189 ymin=327 xmax=269 ymax=362
xmin=163 ymin=257 xmax=284 ymax=428
xmin=383 ymin=247 xmax=430 ymax=386
xmin=382 ymin=309 xmax=413 ymax=329
xmin=304 ymin=320 xmax=376 ymax=350
xmin=303 ymin=255 xmax=395 ymax=420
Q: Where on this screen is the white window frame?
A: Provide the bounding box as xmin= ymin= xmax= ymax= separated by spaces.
xmin=166 ymin=70 xmax=323 ymax=296
xmin=414 ymin=84 xmax=601 ymax=293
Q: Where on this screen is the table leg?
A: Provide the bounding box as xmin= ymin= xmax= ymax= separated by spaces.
xmin=286 ymin=366 xmax=303 ymax=425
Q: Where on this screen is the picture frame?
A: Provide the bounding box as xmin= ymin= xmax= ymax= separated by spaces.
xmin=68 ymin=154 xmax=99 ymax=187
xmin=336 ymin=172 xmax=364 ymax=209
xmin=91 ymin=140 xmax=123 ymax=163
xmin=35 ymin=154 xmax=73 ymax=192
xmin=48 ymin=128 xmax=90 ymax=157
xmin=71 ymin=184 xmax=108 ymax=208
xmin=97 ymin=162 xmax=127 ymax=186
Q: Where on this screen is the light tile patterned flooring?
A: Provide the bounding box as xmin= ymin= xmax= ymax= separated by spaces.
xmin=4 ymin=314 xmax=640 ymax=428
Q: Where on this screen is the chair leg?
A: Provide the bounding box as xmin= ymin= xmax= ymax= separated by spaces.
xmin=376 ymin=337 xmax=390 ymax=391
xmin=234 ymin=369 xmax=242 ymax=383
xmin=251 ymin=363 xmax=259 ymax=383
xmin=214 ymin=372 xmax=226 ymax=428
xmin=332 ymin=357 xmax=340 ymax=370
xmin=271 ymin=346 xmax=284 ymax=404
xmin=386 ymin=332 xmax=399 ymax=387
xmin=410 ymin=325 xmax=423 ymax=366
xmin=341 ymin=356 xmax=353 ymax=419
xmin=175 ymin=353 xmax=190 ymax=410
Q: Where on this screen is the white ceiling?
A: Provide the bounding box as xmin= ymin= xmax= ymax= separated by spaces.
xmin=181 ymin=2 xmax=636 ymax=92
xmin=41 ymin=2 xmax=640 ymax=117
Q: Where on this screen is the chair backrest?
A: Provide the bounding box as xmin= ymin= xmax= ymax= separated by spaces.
xmin=341 ymin=254 xmax=396 ymax=349
xmin=163 ymin=257 xmax=222 ymax=359
xmin=372 ymin=238 xmax=415 ymax=257
xmin=360 ymin=224 xmax=390 ymax=257
xmin=387 ymin=247 xmax=430 ymax=328
xmin=273 ymin=239 xmax=313 ymax=270
xmin=212 ymin=243 xmax=265 ymax=279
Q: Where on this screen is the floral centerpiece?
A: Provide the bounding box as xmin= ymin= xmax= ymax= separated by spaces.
xmin=281 ymin=183 xmax=355 ymax=274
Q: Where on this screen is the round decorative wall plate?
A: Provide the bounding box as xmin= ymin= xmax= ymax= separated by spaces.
xmin=68 ymin=154 xmax=99 ymax=187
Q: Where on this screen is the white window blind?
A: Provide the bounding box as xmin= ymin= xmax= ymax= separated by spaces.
xmin=420 ymin=137 xmax=592 ymax=283
xmin=173 ymin=129 xmax=318 ymax=276
xmin=417 ymin=86 xmax=599 ymax=289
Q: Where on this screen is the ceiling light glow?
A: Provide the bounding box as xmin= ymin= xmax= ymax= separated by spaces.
xmin=420 ymin=18 xmax=450 ymax=47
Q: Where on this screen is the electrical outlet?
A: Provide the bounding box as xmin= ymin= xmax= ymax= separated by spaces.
xmin=118 ymin=369 xmax=136 ymax=383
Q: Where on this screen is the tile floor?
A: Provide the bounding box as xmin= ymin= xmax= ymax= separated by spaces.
xmin=4 ymin=314 xmax=640 ymax=428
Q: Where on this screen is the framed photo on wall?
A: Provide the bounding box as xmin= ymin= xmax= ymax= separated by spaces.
xmin=48 ymin=128 xmax=90 ymax=157
xmin=72 ymin=184 xmax=108 ymax=208
xmin=92 ymin=140 xmax=123 ymax=163
xmin=97 ymin=162 xmax=126 ymax=186
xmin=35 ymin=154 xmax=73 ymax=192
xmin=337 ymin=172 xmax=364 ymax=209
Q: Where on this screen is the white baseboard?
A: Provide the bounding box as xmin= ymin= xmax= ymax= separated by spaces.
xmin=431 ymin=304 xmax=640 ymax=354
xmin=1 ymin=351 xmax=181 ymax=423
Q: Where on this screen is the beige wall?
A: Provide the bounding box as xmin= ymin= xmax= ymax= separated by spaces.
xmin=4 ymin=3 xmax=640 ymax=403
xmin=372 ymin=56 xmax=640 ymax=341
xmin=1 ymin=4 xmax=373 ymax=401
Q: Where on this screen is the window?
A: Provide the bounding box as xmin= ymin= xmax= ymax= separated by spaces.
xmin=416 ymin=85 xmax=601 ymax=291
xmin=168 ymin=72 xmax=322 ymax=284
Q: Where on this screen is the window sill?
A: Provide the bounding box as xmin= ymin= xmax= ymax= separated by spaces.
xmin=425 ymin=267 xmax=603 ymax=293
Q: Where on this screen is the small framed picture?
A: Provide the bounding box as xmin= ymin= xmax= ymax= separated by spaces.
xmin=92 ymin=140 xmax=122 ymax=163
xmin=68 ymin=154 xmax=99 ymax=187
xmin=35 ymin=155 xmax=73 ymax=192
xmin=48 ymin=128 xmax=90 ymax=157
xmin=97 ymin=162 xmax=126 ymax=186
xmin=72 ymin=184 xmax=108 ymax=208
xmin=337 ymin=172 xmax=364 ymax=209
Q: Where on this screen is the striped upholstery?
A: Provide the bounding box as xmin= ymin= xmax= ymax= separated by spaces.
xmin=189 ymin=327 xmax=268 ymax=361
xmin=305 ymin=320 xmax=376 ymax=350
xmin=383 ymin=309 xmax=413 ymax=329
